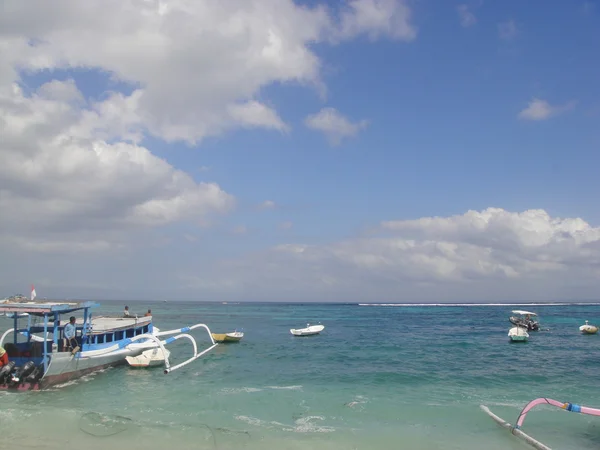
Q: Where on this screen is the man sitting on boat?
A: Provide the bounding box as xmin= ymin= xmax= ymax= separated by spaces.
xmin=123 ymin=306 xmax=130 ymax=317
xmin=144 ymin=309 xmax=152 ymax=316
xmin=63 ymin=316 xmax=79 ymax=352
xmin=0 ymin=346 xmax=8 ymax=367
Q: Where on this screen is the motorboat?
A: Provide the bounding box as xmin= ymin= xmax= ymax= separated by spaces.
xmin=579 ymin=320 xmax=599 ymax=335
xmin=509 ymin=310 xmax=539 ymax=332
xmin=290 ymin=323 xmax=324 ymax=336
xmin=126 ymin=347 xmax=171 ymax=368
xmin=508 ymin=326 xmax=529 ymax=343
xmin=211 ymin=331 xmax=244 ymax=343
xmin=0 ymin=288 xmax=219 ymax=390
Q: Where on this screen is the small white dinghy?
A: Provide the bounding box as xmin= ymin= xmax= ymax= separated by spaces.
xmin=508 ymin=326 xmax=529 ymax=343
xmin=290 ymin=323 xmax=325 ymax=336
xmin=579 ymin=320 xmax=599 ymax=335
xmin=125 ymin=347 xmax=171 ymax=368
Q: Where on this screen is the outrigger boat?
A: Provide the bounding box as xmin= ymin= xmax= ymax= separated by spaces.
xmin=481 ymin=398 xmax=600 ymax=450
xmin=0 ymin=297 xmax=218 ymax=390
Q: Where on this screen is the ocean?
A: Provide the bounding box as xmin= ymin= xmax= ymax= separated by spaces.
xmin=2 ymin=301 xmax=600 ymax=449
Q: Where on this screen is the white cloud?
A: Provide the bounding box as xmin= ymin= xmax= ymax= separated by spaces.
xmin=181 ymin=208 xmax=600 ymax=302
xmin=305 ymin=107 xmax=369 ymax=145
xmin=0 ymin=0 xmax=419 ymax=257
xmin=260 ymin=200 xmax=277 ymax=210
xmin=228 ymin=101 xmax=289 ymax=132
xmin=0 ymin=81 xmax=234 ymax=251
xmin=518 ymin=98 xmax=576 ymax=121
xmin=0 ymin=0 xmax=416 ymax=144
xmin=498 ymin=19 xmax=518 ymax=40
xmin=335 ymin=0 xmax=417 ymax=42
xmin=457 ymin=5 xmax=477 ymax=28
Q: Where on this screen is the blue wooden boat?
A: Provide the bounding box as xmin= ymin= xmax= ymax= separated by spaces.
xmin=0 ymin=298 xmax=217 ymax=390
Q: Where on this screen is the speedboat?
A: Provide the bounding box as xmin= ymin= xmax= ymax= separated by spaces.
xmin=509 ymin=310 xmax=539 ymax=332
xmin=579 ymin=320 xmax=599 ymax=335
xmin=0 ymin=290 xmax=219 ymax=390
xmin=508 ymin=326 xmax=529 ymax=343
xmin=211 ymin=331 xmax=244 ymax=343
xmin=290 ymin=323 xmax=324 ymax=336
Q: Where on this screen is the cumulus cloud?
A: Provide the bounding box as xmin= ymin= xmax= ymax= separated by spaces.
xmin=518 ymin=98 xmax=576 ymax=121
xmin=0 ymin=0 xmax=416 ymax=144
xmin=181 ymin=208 xmax=600 ymax=302
xmin=305 ymin=107 xmax=369 ymax=145
xmin=457 ymin=5 xmax=477 ymax=28
xmin=0 ymin=82 xmax=234 ymax=252
xmin=335 ymin=0 xmax=417 ymax=42
xmin=0 ymin=0 xmax=418 ymax=258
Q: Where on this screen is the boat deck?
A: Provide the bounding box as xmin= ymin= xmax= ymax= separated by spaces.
xmin=85 ymin=316 xmax=152 ymax=334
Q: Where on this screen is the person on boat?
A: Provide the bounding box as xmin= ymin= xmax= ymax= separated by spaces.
xmin=144 ymin=309 xmax=152 ymax=316
xmin=64 ymin=316 xmax=78 ymax=351
xmin=123 ymin=306 xmax=130 ymax=317
xmin=0 ymin=346 xmax=8 ymax=367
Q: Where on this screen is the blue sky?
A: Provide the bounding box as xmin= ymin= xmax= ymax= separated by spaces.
xmin=1 ymin=0 xmax=600 ymax=302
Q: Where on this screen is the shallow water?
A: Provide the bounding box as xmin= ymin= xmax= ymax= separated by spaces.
xmin=2 ymin=301 xmax=600 ymax=449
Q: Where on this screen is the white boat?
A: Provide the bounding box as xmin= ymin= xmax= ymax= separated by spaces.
xmin=126 ymin=347 xmax=171 ymax=368
xmin=290 ymin=324 xmax=324 ymax=336
xmin=508 ymin=326 xmax=529 ymax=343
xmin=579 ymin=320 xmax=599 ymax=335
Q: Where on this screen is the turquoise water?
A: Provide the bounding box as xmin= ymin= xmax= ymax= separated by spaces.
xmin=2 ymin=301 xmax=600 ymax=449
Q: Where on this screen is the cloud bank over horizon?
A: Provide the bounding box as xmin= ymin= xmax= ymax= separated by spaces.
xmin=1 ymin=1 xmax=598 ymax=302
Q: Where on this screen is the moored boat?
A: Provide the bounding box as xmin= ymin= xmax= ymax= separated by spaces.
xmin=579 ymin=320 xmax=598 ymax=335
xmin=509 ymin=310 xmax=540 ymax=332
xmin=211 ymin=331 xmax=244 ymax=343
xmin=0 ymin=293 xmax=218 ymax=390
xmin=290 ymin=324 xmax=324 ymax=336
xmin=508 ymin=326 xmax=529 ymax=343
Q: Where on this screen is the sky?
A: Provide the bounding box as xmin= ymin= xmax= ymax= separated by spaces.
xmin=1 ymin=0 xmax=599 ymax=303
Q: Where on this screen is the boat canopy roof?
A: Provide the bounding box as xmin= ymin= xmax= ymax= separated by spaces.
xmin=0 ymin=299 xmax=99 ymax=315
xmin=512 ymin=310 xmax=537 ymax=316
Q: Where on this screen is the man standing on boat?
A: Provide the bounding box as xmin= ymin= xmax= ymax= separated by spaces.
xmin=0 ymin=346 xmax=8 ymax=367
xmin=64 ymin=316 xmax=78 ymax=352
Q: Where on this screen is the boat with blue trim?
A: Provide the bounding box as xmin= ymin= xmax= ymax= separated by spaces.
xmin=0 ymin=296 xmax=218 ymax=390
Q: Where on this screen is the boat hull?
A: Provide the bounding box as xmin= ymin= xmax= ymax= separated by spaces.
xmin=0 ymin=346 xmax=147 ymax=391
xmin=290 ymin=325 xmax=325 ymax=336
xmin=580 ymin=325 xmax=599 ymax=335
xmin=126 ymin=348 xmax=170 ymax=368
xmin=508 ymin=327 xmax=529 ymax=343
xmin=211 ymin=332 xmax=243 ymax=343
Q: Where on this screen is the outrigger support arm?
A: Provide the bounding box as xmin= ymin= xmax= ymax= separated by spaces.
xmin=482 ymin=398 xmax=600 ymax=450
xmin=0 ymin=329 xmax=12 ymax=347
xmin=154 ymin=323 xmax=217 ymax=343
xmin=80 ymin=322 xmax=217 ymax=374
xmin=159 ymin=323 xmax=217 ymax=374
